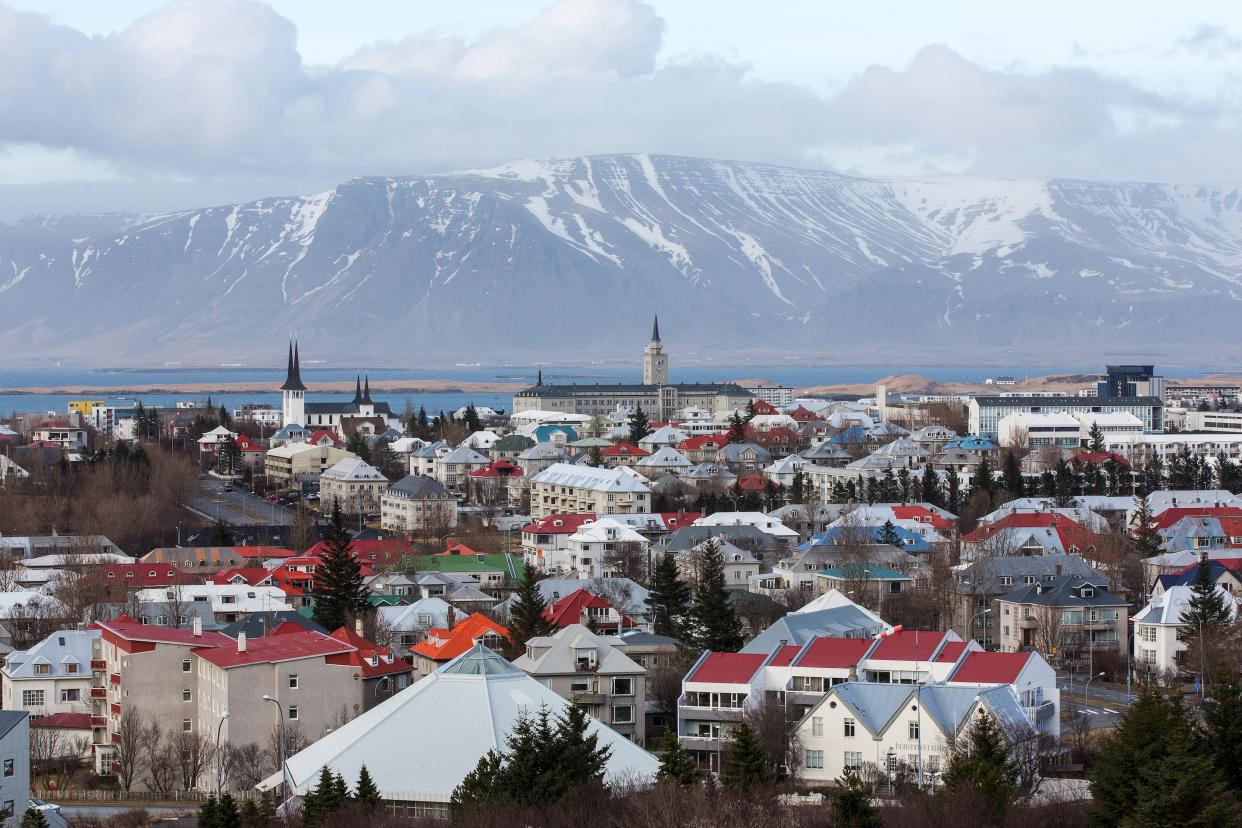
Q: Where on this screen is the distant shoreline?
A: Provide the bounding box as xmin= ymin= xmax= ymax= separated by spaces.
xmin=0 ymin=379 xmax=528 ymax=396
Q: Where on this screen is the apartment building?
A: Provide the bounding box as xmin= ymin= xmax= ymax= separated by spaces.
xmin=318 ymin=457 xmax=389 ymax=516
xmin=380 ymin=474 xmax=458 ymax=533
xmin=513 ymin=624 xmax=647 ymax=743
xmin=0 ymin=712 xmax=30 ymax=824
xmin=994 ymin=575 xmax=1128 ymax=662
xmin=528 ymin=463 xmax=652 ymax=518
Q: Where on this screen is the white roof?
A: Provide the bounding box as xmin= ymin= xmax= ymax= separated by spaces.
xmin=513 ymin=624 xmax=644 ymax=676
xmin=460 ymin=431 xmax=501 ymax=450
xmin=135 ymin=584 xmax=290 ymax=614
xmin=2 ymin=628 xmax=100 ymax=680
xmin=388 ymin=437 xmax=426 ymax=454
xmin=320 ymin=457 xmax=387 ymax=482
xmin=0 ymin=591 xmax=67 ymax=618
xmin=763 ymin=455 xmax=806 ymax=474
xmin=1134 ymin=584 xmax=1238 ymax=625
xmin=636 ymin=446 xmax=691 ymax=468
xmin=258 ymin=645 xmax=659 ymax=802
xmin=439 ymin=446 xmax=490 ymax=464
xmin=1000 ymin=412 xmax=1079 ymax=427
xmin=568 ymin=517 xmax=648 ymax=545
xmin=638 ymin=425 xmax=688 ymax=446
xmin=509 ymin=410 xmax=593 ymax=426
xmin=692 ymin=511 xmax=799 ymax=538
xmin=530 ymin=463 xmax=651 ymax=494
xmin=377 ymin=597 xmax=455 ymax=631
xmin=748 ymin=414 xmax=798 ymax=431
xmin=20 ymin=553 xmax=132 ymax=568
xmin=793 ymin=588 xmax=888 ymax=627
xmin=1072 ymin=412 xmax=1144 ymax=428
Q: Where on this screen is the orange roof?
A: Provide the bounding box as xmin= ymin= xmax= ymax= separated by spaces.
xmin=411 ymin=613 xmax=510 ymax=662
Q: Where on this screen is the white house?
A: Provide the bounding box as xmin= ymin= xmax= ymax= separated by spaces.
xmin=691 ymin=512 xmax=800 ymax=546
xmin=1132 ymin=583 xmax=1239 ymax=674
xmin=563 ymin=518 xmax=650 ymax=579
xmin=0 ymin=629 xmax=99 ymax=718
xmin=763 ymin=454 xmax=807 ymax=487
xmin=134 ymin=584 xmax=290 ymax=622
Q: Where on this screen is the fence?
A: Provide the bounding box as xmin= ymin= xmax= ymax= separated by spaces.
xmin=44 ymin=789 xmax=260 ymax=803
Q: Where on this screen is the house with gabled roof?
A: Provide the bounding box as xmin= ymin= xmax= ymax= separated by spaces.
xmin=410 ymin=613 xmax=510 ymax=676
xmin=1 ymin=628 xmax=99 ymax=719
xmin=995 ymin=574 xmax=1127 ymax=662
xmin=543 ymin=588 xmax=639 ymax=635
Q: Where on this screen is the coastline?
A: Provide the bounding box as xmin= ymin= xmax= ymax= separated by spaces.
xmin=0 ymin=379 xmax=528 ymax=396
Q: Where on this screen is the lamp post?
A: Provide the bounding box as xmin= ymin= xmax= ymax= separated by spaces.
xmin=262 ymin=695 xmax=288 ymax=806
xmin=215 ymin=710 xmax=230 ymax=798
xmin=1084 ymin=671 xmax=1105 ymax=714
xmin=1126 ymin=622 xmax=1136 ymax=704
xmin=968 ymin=608 xmax=992 ymax=646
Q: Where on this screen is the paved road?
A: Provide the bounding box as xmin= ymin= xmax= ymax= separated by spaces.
xmin=55 ymin=802 xmax=197 ymax=821
xmin=1058 ymin=672 xmax=1132 ymax=730
xmin=186 ymin=479 xmax=294 ymax=526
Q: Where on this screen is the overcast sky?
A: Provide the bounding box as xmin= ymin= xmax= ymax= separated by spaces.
xmin=2 ymin=0 xmax=1240 ymax=218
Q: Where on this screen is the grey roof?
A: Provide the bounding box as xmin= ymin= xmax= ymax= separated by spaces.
xmin=387 ymin=474 xmax=452 ymax=499
xmin=742 ymin=606 xmax=884 ymax=654
xmin=219 ymin=612 xmax=327 ymax=639
xmin=955 ymin=554 xmax=1102 ymax=595
xmin=824 ymin=682 xmax=1029 ymax=740
xmin=717 ymin=442 xmax=772 ymax=463
xmin=305 ymin=400 xmax=395 ymax=415
xmin=616 ymin=630 xmax=680 ymax=647
xmin=657 ymin=524 xmax=780 ymax=553
xmin=513 ymin=625 xmax=644 ymax=676
xmin=998 ymin=573 xmax=1125 ymax=607
xmin=830 ymin=682 xmax=912 ymax=735
xmin=280 ymin=342 xmax=307 ymax=392
xmin=442 ymin=644 xmax=524 ymax=676
xmin=0 ymin=710 xmax=27 ymax=740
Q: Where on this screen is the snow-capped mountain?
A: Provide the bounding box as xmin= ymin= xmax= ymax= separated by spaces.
xmin=2 ymin=154 xmax=1241 ymax=365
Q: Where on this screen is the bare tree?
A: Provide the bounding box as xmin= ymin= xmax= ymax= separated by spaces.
xmin=602 ymin=541 xmax=647 ymax=584
xmin=743 ymin=695 xmax=802 ymax=779
xmin=114 ymin=710 xmax=148 ymax=793
xmin=1033 ymin=606 xmax=1064 ymax=665
xmin=143 ymin=723 xmax=179 ymax=794
xmin=225 ymin=742 xmax=267 ymax=791
xmin=29 ymin=726 xmax=89 ymax=791
xmin=174 ymin=730 xmax=216 ymax=790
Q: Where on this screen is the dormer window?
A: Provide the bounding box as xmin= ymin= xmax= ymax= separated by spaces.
xmin=1081 ymin=587 xmax=1095 ymax=598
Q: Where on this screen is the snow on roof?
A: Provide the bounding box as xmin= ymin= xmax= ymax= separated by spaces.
xmin=529 ymin=463 xmax=651 ymax=493
xmin=258 ymin=644 xmax=659 ymax=801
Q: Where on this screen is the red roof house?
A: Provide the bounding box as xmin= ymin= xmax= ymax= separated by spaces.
xmin=543 ymin=588 xmax=638 ymax=633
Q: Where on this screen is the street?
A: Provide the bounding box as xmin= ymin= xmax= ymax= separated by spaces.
xmin=1058 ymin=671 xmax=1132 ymax=730
xmin=185 ymin=479 xmax=295 ymax=527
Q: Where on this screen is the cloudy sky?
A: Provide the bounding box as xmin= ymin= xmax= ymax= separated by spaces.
xmin=2 ymin=0 xmax=1240 ymax=218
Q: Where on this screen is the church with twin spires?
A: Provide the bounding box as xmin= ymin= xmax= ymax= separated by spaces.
xmin=279 ymin=341 xmax=402 ymax=436
xmin=512 ymin=317 xmax=752 ymax=421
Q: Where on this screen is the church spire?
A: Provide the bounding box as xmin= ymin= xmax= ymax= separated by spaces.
xmin=651 ymin=315 xmax=661 ymax=342
xmin=536 ymin=366 xmax=543 ymax=386
xmin=353 ymin=375 xmax=362 ymax=404
xmin=363 ymin=374 xmax=372 ymax=403
xmin=280 ymin=340 xmax=306 ymax=392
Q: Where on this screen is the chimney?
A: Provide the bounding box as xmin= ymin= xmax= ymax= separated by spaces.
xmin=237 ymin=632 xmax=247 ymax=653
xmin=192 ymin=617 xmax=202 ymax=638
xmin=447 ymin=606 xmax=457 ymax=631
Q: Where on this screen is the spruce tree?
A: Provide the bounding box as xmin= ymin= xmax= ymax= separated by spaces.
xmin=1130 ymin=492 xmax=1164 ymax=557
xmin=829 ymin=767 xmax=880 ymax=828
xmin=647 ymin=552 xmax=691 ymax=639
xmin=1002 ymin=451 xmax=1025 ymax=499
xmin=1178 ymin=558 xmax=1232 ymax=678
xmin=656 ymin=728 xmax=698 ymax=786
xmin=551 ymin=702 xmax=612 ymax=794
xmin=941 ymin=712 xmax=1017 ymax=822
xmin=946 ymin=466 xmax=962 ymax=514
xmin=217 ymin=792 xmax=242 ymax=828
xmin=311 ymin=501 xmax=368 ymax=632
xmin=969 ymin=458 xmax=994 ymax=504
xmin=211 ymin=519 xmax=235 ymax=547
xmin=331 ymin=772 xmax=350 ymax=807
xmin=628 ymin=406 xmax=652 ymax=443
xmin=920 ymin=463 xmax=941 ymax=506
xmin=1088 ymin=422 xmax=1107 ymax=453
xmin=345 ymin=430 xmax=372 ymax=464
xmin=20 ymin=810 xmax=49 ymax=828
xmin=1053 ymin=457 xmax=1077 ymax=507
xmin=877 ymin=520 xmax=902 ymax=547
xmin=722 ymin=721 xmax=768 ymax=786
xmin=463 ymin=404 xmax=483 ymax=433
xmin=450 ymin=749 xmax=506 ymax=811
xmin=198 ymin=796 xmax=220 ymax=828
xmin=689 ymin=539 xmax=744 ymax=652
xmin=238 ymin=800 xmax=262 ymax=828
xmin=790 ymin=471 xmax=806 ymax=505
xmin=725 ymin=411 xmax=749 ymax=444
xmin=1203 ymin=683 xmax=1242 ymax=791
xmin=508 ymin=564 xmax=553 ymax=653
xmin=355 ymin=764 xmax=381 ymax=812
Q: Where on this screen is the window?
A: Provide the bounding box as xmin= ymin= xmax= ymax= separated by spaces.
xmin=928 ymin=755 xmax=941 ymax=773
xmin=1 ymin=801 xmax=12 ymax=819
xmin=33 ymin=663 xmax=49 ymax=675
xmin=611 ymin=705 xmax=635 ymax=724
xmin=1140 ymin=625 xmax=1157 ymax=643
xmin=844 ymin=751 xmax=863 ymax=770
xmin=60 ymin=689 xmax=80 ymax=703
xmin=288 ymin=706 xmax=299 ymax=720
xmin=289 ymin=674 xmax=299 ymax=689
xmin=908 ymin=721 xmax=920 ymax=740
xmin=811 ymin=716 xmax=823 ymax=737
xmin=182 ymin=689 xmax=192 ymax=702
xmin=65 ymin=663 xmax=79 ymax=674
xmin=182 ymin=659 xmax=192 ymax=673
xmin=611 ymin=677 xmax=634 ymax=696
xmin=842 ymin=718 xmax=855 ymax=738
xmin=2 ymin=759 xmax=12 ymax=776
xmin=21 ymin=690 xmax=44 ymax=708
xmin=182 ymin=720 xmax=192 ymax=732
xmin=805 ymin=750 xmax=824 ymax=769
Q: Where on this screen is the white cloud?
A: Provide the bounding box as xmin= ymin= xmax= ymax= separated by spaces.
xmin=0 ymin=0 xmax=1238 ymax=197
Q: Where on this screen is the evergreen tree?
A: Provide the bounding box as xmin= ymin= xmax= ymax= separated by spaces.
xmin=1002 ymin=452 xmax=1025 ymax=500
xmin=790 ymin=471 xmax=807 ymax=505
xmin=647 ymin=552 xmax=691 ymax=639
xmin=941 ymin=712 xmax=1017 ymax=822
xmin=1087 ymin=422 xmax=1107 ymax=453
xmin=302 ymin=766 xmax=338 ymax=828
xmin=20 ymin=810 xmax=49 ymax=828
xmin=896 ymin=467 xmax=912 ymax=503
xmin=1039 ymin=469 xmax=1057 ymax=498
xmin=198 ymin=796 xmax=220 ymax=828
xmin=508 ymin=564 xmax=553 ymax=653
xmin=762 ymin=480 xmax=783 ymax=511
xmin=1130 ymin=492 xmax=1164 ymax=557
xmin=1178 ymin=557 xmax=1232 ymax=674
xmin=463 ymin=404 xmax=483 ymax=433
xmin=877 ymin=520 xmax=902 ymax=547
xmin=331 ymin=772 xmax=350 ymax=807
xmin=219 ymin=404 xmax=231 ymax=427
xmin=551 ymin=702 xmax=612 ymax=794
xmin=355 ymin=764 xmax=381 ymax=812
xmin=628 ymin=406 xmax=652 ymax=443
xmin=450 ymin=749 xmax=506 ymax=811
xmin=828 ymin=767 xmax=881 ymax=828
xmin=1143 ymin=454 xmax=1166 ymax=493
xmin=725 ymin=411 xmax=749 ymax=444
xmin=689 ymin=538 xmax=744 ymax=652
xmin=1053 ymin=457 xmax=1077 ymax=508
xmin=238 ymin=800 xmax=262 ymax=828
xmin=946 ymin=466 xmax=962 ymax=514
xmin=722 ymin=721 xmax=768 ymax=786
xmin=217 ymin=792 xmax=242 ymax=828
xmin=1203 ymin=683 xmax=1242 ymax=793
xmin=311 ymin=501 xmax=368 ymax=632
xmin=969 ymin=458 xmax=994 ymax=504
xmin=345 ymin=430 xmax=372 ymax=464
xmin=1090 ymin=691 xmax=1236 ymax=828
xmin=879 ymin=468 xmax=898 ymax=502
xmin=920 ymin=463 xmax=941 ymax=507
xmin=656 ymin=728 xmax=698 ymax=786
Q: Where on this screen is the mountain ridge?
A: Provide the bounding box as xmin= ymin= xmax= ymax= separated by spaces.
xmin=2 ymin=153 xmax=1240 ymax=365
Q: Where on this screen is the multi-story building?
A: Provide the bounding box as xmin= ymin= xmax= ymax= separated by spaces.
xmin=561 ymin=518 xmax=649 ymax=579
xmin=1132 ymin=583 xmax=1238 ymax=675
xmin=265 ymin=443 xmax=355 ymax=489
xmin=1098 ymin=364 xmax=1164 ymax=399
xmin=528 ymin=463 xmax=652 ymax=518
xmin=0 ymin=712 xmax=30 ymax=824
xmin=0 ymin=629 xmax=98 ymax=719
xmin=319 ymin=457 xmax=388 ymax=516
xmin=994 ymin=574 xmax=1128 ymax=663
xmin=434 ymin=446 xmax=490 ymax=491
xmin=380 ymin=474 xmax=458 ymax=533
xmin=968 ymin=394 xmax=1163 ymax=440
xmin=512 ymin=321 xmax=753 ymax=421
xmin=513 ymin=624 xmax=647 ymax=744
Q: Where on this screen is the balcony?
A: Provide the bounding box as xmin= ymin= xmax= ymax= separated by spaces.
xmin=110 ymin=703 xmax=121 ymax=715
xmin=90 ymin=688 xmax=106 ymax=699
xmin=1017 ymin=617 xmax=1039 ymax=629
xmin=91 ymin=716 xmax=107 ymax=727
xmin=785 ymin=689 xmax=825 ymax=708
xmin=91 ymin=659 xmax=107 ymax=670
xmin=678 ymin=705 xmax=745 ymax=723
xmin=109 ymin=673 xmax=121 ymax=685
xmin=571 ymin=692 xmax=605 ymax=706
xmin=678 ymin=736 xmax=723 ymax=753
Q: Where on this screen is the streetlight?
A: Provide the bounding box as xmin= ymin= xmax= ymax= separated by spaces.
xmin=968 ymin=608 xmax=992 ymax=646
xmin=1084 ymin=671 xmax=1105 ymax=714
xmin=1126 ymin=621 xmax=1137 ymax=705
xmin=215 ymin=710 xmax=230 ymax=798
xmin=262 ymin=695 xmax=289 ymax=806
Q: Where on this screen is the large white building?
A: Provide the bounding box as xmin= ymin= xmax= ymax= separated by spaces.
xmin=0 ymin=629 xmax=99 ymax=719
xmin=279 ymin=341 xmax=401 ymax=434
xmin=528 ymin=463 xmax=652 ymax=519
xmin=969 ymin=394 xmax=1163 ymax=439
xmin=1132 ymin=583 xmax=1238 ymax=674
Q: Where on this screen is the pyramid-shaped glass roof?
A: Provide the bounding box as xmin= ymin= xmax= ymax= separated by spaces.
xmin=440 ymin=644 xmax=522 ymax=676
